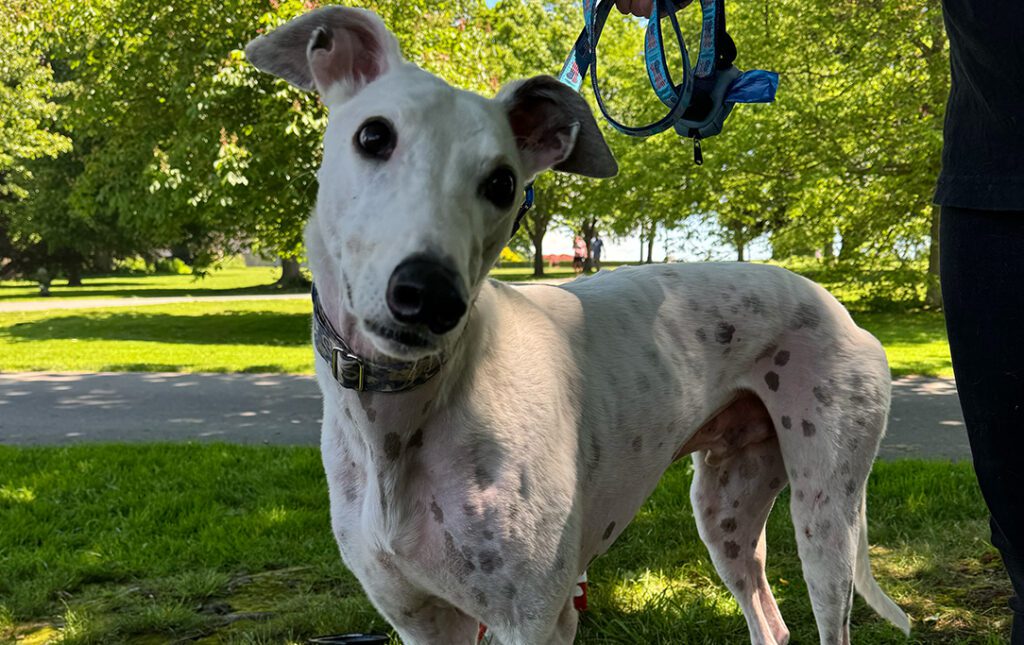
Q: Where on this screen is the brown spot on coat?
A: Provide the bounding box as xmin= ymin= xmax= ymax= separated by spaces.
xmin=408 ymin=428 xmax=424 ymax=449
xmin=632 ymin=435 xmax=643 ymax=452
xmin=724 ymin=541 xmax=741 ymax=559
xmin=478 ymin=549 xmax=504 ymax=574
xmin=715 ymin=322 xmax=736 ymax=344
xmin=781 ymin=415 xmax=792 ymax=429
xmin=802 ymin=419 xmax=817 ymax=437
xmin=365 ymin=406 xmax=378 ymax=422
xmin=720 ymin=517 xmax=738 ymax=533
xmin=603 ymin=521 xmax=616 ymax=540
xmin=743 ymin=294 xmax=765 ymax=314
xmin=430 ymin=499 xmax=444 ymax=524
xmin=383 ymin=433 xmax=402 ymax=461
xmin=792 ymin=302 xmax=821 ymax=330
xmin=764 ymin=371 xmax=780 ymax=391
xmin=472 ymin=587 xmax=488 ymax=607
xmin=845 ymin=479 xmax=857 ymax=496
xmin=774 ymin=350 xmax=791 ymax=366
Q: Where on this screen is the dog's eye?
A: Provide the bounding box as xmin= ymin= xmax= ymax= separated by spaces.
xmin=355 ymin=118 xmax=395 ymax=160
xmin=480 ymin=166 xmax=517 ymax=210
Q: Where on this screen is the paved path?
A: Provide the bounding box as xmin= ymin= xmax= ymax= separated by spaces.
xmin=0 ymin=372 xmax=969 ymax=460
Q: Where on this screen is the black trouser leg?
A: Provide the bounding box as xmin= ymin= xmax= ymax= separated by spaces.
xmin=940 ymin=205 xmax=1024 ymax=643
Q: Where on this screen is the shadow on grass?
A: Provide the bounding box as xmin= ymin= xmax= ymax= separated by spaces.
xmin=0 ymin=281 xmax=307 ymax=302
xmin=5 ymin=310 xmax=312 ymax=346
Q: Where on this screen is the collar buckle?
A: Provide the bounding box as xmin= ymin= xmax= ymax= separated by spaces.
xmin=331 ymin=346 xmax=365 ymax=392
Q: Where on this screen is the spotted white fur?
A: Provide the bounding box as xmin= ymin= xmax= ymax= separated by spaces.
xmin=246 ymin=7 xmax=911 ymax=644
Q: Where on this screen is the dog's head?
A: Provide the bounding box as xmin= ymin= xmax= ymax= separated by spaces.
xmin=246 ymin=7 xmax=616 ymax=360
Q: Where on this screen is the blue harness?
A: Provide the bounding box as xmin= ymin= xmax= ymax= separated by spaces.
xmin=510 ymin=0 xmax=777 ymax=237
xmin=557 ymin=0 xmax=779 ymax=164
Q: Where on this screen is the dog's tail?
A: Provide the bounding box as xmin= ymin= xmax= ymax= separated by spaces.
xmin=853 ymin=494 xmax=911 ymax=635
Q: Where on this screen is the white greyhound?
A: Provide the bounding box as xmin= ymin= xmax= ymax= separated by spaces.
xmin=245 ymin=6 xmax=911 ymax=644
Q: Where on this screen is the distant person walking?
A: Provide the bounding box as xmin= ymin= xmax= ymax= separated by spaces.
xmin=573 ymin=235 xmax=588 ymax=275
xmin=590 ymin=235 xmax=604 ymax=270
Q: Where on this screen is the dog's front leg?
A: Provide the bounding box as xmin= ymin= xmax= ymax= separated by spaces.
xmin=360 ymin=574 xmax=478 ymax=645
xmin=484 ymin=593 xmax=578 ymax=645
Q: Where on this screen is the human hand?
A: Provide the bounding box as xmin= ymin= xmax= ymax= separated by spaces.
xmin=614 ymin=0 xmax=653 ymax=17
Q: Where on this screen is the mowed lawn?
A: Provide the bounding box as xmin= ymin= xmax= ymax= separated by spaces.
xmin=0 ymin=446 xmax=1009 ymax=644
xmin=0 ymin=268 xmax=295 ymax=302
xmin=0 ymin=298 xmax=951 ymax=376
xmin=0 ymin=266 xmax=578 ymax=303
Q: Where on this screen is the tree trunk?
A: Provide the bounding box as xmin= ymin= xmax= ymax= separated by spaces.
xmin=66 ymin=263 xmax=83 ymax=287
xmin=736 ymin=241 xmax=746 ymax=262
xmin=639 ymin=223 xmax=645 ymax=262
xmin=93 ymin=251 xmax=114 ymax=273
xmin=531 ymin=232 xmax=544 ymax=277
xmin=925 ymin=205 xmax=943 ymax=309
xmin=277 ymin=257 xmax=308 ymax=288
xmin=645 ymin=224 xmax=655 ymax=264
xmin=582 ymin=216 xmax=597 ymax=273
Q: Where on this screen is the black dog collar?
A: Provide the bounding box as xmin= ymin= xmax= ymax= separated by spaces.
xmin=312 ymin=284 xmax=444 ymax=393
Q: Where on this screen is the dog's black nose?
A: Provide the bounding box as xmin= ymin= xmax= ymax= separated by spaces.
xmin=386 ymin=258 xmax=467 ymax=335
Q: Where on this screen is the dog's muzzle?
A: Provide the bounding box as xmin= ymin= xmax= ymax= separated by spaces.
xmin=386 ymin=257 xmax=467 ymax=335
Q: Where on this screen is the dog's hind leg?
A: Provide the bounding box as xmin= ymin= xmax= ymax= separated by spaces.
xmin=753 ymin=339 xmax=908 ymax=643
xmin=688 ymin=408 xmax=790 ymax=645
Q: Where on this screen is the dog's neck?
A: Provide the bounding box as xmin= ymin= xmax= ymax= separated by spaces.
xmin=308 ymin=226 xmax=497 ymax=553
xmin=306 ymin=222 xmax=488 ymax=430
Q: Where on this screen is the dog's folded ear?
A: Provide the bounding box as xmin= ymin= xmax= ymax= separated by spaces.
xmin=245 ymin=6 xmax=402 ymax=104
xmin=499 ymin=76 xmax=618 ymax=180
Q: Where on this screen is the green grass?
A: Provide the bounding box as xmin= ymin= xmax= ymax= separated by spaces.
xmin=0 ymin=300 xmax=314 ymax=373
xmin=0 ymin=445 xmax=1010 ymax=643
xmin=0 ymin=300 xmax=951 ymax=377
xmin=490 ymin=266 xmax=578 ymax=281
xmin=0 ymin=266 xmax=582 ymax=303
xmin=0 ymin=268 xmax=299 ymax=302
xmin=854 ymin=312 xmax=952 ymax=378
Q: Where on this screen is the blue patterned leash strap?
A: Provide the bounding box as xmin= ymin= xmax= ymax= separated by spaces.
xmin=557 ymin=0 xmax=779 ymax=141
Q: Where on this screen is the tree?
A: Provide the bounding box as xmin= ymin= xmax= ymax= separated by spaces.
xmin=0 ymin=1 xmax=73 ymax=279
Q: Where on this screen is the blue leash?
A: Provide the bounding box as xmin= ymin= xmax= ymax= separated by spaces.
xmin=511 ymin=0 xmax=777 ymax=240
xmin=557 ymin=0 xmax=779 ymax=161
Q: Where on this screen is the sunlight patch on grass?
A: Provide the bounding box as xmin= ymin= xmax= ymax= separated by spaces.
xmin=0 ymin=485 xmax=35 ymax=503
xmin=0 ymin=301 xmax=950 ymax=377
xmin=0 ymin=267 xmax=290 ymax=302
xmin=15 ymin=624 xmax=59 ymax=645
xmin=607 ymin=568 xmax=735 ymax=617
